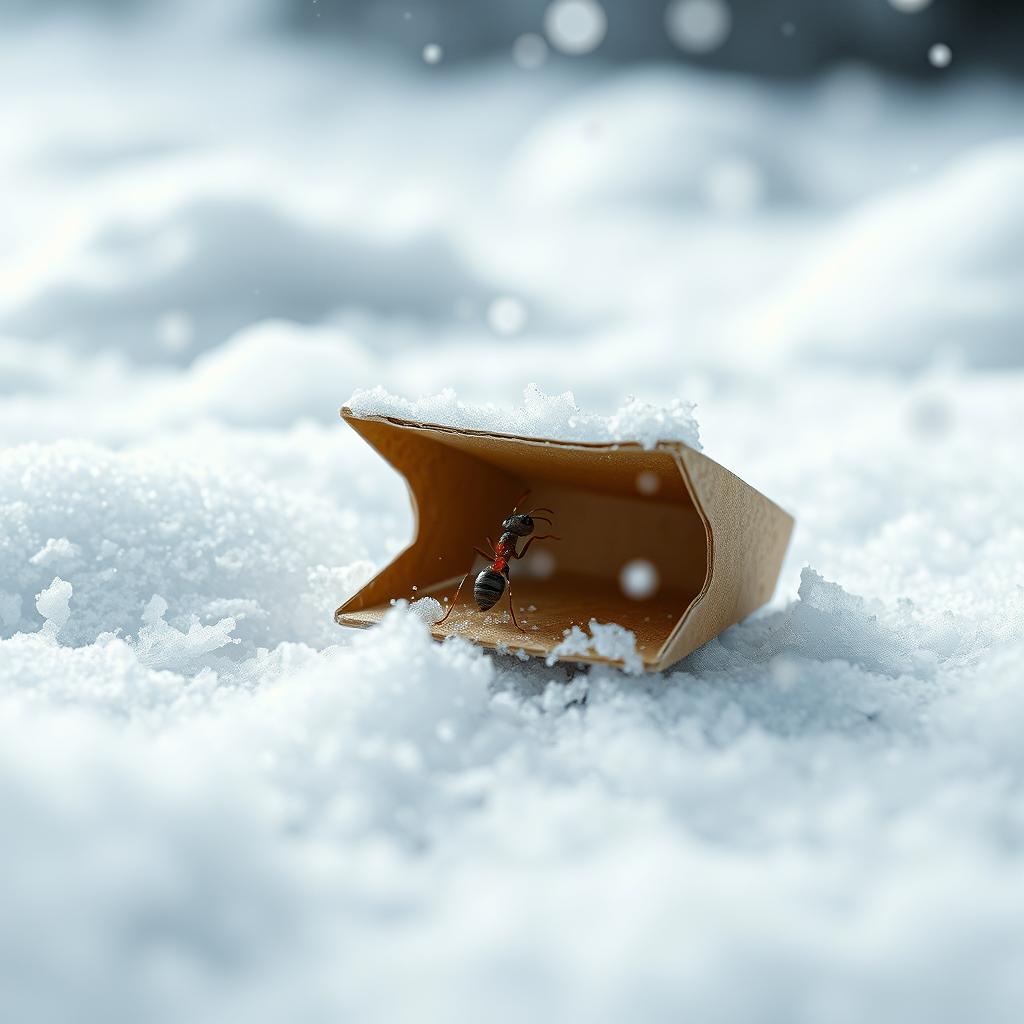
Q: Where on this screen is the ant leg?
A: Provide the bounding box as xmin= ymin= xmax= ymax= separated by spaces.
xmin=437 ymin=570 xmax=473 ymax=624
xmin=511 ymin=535 xmax=561 ymax=560
xmin=473 ymin=546 xmax=492 ymax=562
xmin=486 ymin=537 xmax=496 ymax=555
xmin=506 ymin=575 xmax=526 ymax=633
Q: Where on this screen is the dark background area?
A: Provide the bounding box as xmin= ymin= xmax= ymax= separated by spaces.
xmin=286 ymin=0 xmax=1021 ymax=77
xmin=7 ymin=0 xmax=1019 ymax=77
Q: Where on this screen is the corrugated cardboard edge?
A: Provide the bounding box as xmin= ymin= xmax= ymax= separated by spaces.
xmin=335 ymin=407 xmax=794 ymax=671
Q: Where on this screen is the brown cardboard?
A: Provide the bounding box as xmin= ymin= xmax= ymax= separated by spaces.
xmin=335 ymin=407 xmax=794 ymax=671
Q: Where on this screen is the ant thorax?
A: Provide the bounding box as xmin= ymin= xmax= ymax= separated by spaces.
xmin=496 ymin=531 xmax=520 ymax=554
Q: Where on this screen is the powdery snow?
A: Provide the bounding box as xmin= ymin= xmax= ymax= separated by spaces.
xmin=548 ymin=618 xmax=645 ymax=674
xmin=408 ymin=595 xmax=445 ymax=624
xmin=347 ymin=383 xmax=703 ymax=450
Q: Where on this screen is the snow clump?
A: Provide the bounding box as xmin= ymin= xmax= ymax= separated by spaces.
xmin=548 ymin=618 xmax=645 ymax=674
xmin=347 ymin=383 xmax=702 ymax=451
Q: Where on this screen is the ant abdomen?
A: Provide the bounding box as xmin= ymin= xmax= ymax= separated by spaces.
xmin=474 ymin=568 xmax=506 ymax=611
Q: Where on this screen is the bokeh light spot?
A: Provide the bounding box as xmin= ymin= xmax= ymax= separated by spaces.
xmin=526 ymin=548 xmax=556 ymax=580
xmin=888 ymin=0 xmax=933 ymax=12
xmin=513 ymin=33 xmax=549 ymax=70
xmin=619 ymin=559 xmax=660 ymax=601
xmin=157 ymin=310 xmax=194 ymax=354
xmin=666 ymin=0 xmax=732 ymax=55
xmin=635 ymin=471 xmax=661 ymax=496
xmin=544 ymin=0 xmax=608 ymax=56
xmin=487 ymin=296 xmax=528 ymax=336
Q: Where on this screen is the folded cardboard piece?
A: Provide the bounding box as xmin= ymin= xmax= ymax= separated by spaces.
xmin=336 ymin=407 xmax=794 ymax=672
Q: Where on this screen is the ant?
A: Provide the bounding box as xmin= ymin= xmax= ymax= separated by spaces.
xmin=437 ymin=491 xmax=559 ymax=632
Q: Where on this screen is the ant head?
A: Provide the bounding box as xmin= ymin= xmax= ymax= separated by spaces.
xmin=502 ymin=513 xmax=534 ymax=537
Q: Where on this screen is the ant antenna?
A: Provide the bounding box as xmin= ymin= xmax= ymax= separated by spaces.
xmin=510 ymin=489 xmax=531 ymax=513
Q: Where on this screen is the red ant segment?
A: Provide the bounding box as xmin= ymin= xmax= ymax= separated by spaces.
xmin=437 ymin=491 xmax=559 ymax=632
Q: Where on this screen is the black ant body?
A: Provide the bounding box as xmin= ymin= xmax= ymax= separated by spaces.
xmin=437 ymin=492 xmax=559 ymax=632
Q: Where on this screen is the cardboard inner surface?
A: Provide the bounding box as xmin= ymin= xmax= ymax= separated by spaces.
xmin=337 ymin=419 xmax=711 ymax=666
xmin=346 ymin=573 xmax=692 ymax=664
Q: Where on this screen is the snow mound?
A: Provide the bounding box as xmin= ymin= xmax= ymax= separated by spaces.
xmin=766 ymin=139 xmax=1024 ymax=369
xmin=347 ymin=383 xmax=702 ymax=450
xmin=0 ymin=442 xmax=365 ymax=653
xmin=765 ymin=567 xmax=963 ymax=679
xmin=506 ymin=68 xmax=807 ymax=212
xmin=3 ymin=594 xmax=1024 ymax=1021
xmin=0 ymin=629 xmax=227 ymax=722
xmin=0 ymin=198 xmax=491 ymax=364
xmin=179 ymin=320 xmax=378 ymax=426
xmin=686 ymin=567 xmax=967 ymax=680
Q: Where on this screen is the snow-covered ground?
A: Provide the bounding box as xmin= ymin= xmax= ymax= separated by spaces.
xmin=2 ymin=8 xmax=1024 ymax=1022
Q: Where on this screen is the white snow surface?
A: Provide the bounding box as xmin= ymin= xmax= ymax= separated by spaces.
xmin=347 ymin=383 xmax=703 ymax=450
xmin=2 ymin=9 xmax=1024 ymax=1023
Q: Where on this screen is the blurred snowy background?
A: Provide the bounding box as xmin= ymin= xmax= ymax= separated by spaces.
xmin=2 ymin=0 xmax=1024 ymax=1020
